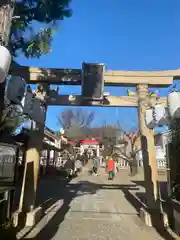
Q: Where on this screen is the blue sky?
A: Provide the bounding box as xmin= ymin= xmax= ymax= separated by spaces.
xmin=16 ymin=0 xmax=180 ymax=132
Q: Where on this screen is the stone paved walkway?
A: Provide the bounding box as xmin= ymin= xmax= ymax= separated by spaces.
xmin=19 ymin=169 xmax=168 ymax=240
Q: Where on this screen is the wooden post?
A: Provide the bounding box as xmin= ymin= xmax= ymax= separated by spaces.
xmin=19 ymin=83 xmax=49 ymax=213
xmin=136 ymin=84 xmax=159 ymax=209
xmin=19 ymin=125 xmax=44 ymax=212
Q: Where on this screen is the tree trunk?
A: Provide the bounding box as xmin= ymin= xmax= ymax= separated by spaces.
xmin=0 ymin=1 xmax=15 ymax=134
xmin=129 ymin=159 xmax=138 ymax=176
xmin=0 ymin=1 xmax=15 ymax=46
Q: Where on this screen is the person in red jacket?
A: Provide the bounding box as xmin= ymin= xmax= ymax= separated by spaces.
xmin=107 ymin=156 xmax=115 ymax=180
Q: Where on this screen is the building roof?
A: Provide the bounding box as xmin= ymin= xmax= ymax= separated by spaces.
xmin=79 ymin=139 xmax=99 ymax=144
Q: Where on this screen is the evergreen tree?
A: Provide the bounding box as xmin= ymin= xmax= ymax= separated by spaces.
xmin=10 ymin=0 xmax=72 ymax=58
xmin=0 ymin=0 xmax=72 ymax=137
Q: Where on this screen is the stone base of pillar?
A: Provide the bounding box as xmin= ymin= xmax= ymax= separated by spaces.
xmin=13 ymin=210 xmax=26 ymax=228
xmin=13 ymin=207 xmax=43 ymax=228
xmin=25 ymin=206 xmax=43 ymax=227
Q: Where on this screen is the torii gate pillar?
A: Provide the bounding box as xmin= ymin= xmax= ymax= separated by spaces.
xmin=137 ymin=84 xmax=159 ymax=210
xmin=19 ymin=126 xmax=44 ymax=213
xmin=17 ymin=85 xmax=49 ymax=227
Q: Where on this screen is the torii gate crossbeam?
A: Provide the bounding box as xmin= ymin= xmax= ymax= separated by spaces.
xmin=10 ymin=65 xmax=178 ymax=86
xmin=47 ymin=94 xmax=167 ymax=107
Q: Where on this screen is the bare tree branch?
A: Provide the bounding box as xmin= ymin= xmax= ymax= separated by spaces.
xmin=57 ymin=108 xmax=95 ymax=138
xmin=113 ymin=130 xmax=140 ymax=163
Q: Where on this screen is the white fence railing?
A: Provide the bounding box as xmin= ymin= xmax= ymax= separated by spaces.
xmin=39 ymin=156 xmax=167 ymax=170
xmin=117 ymin=159 xmax=167 ymax=169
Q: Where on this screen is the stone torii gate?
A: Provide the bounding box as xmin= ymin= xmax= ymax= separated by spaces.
xmin=11 ymin=65 xmax=178 ymax=226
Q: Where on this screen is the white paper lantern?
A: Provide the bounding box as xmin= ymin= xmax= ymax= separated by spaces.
xmin=168 ymin=91 xmax=180 ymax=118
xmin=0 ymin=46 xmax=11 ymax=83
xmin=154 ymin=104 xmax=169 ymax=126
xmin=6 ymin=76 xmax=26 ymax=104
xmin=145 ymin=108 xmax=156 ymax=129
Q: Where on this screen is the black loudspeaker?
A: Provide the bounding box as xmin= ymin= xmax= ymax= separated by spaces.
xmin=82 ymin=62 xmax=104 ymax=100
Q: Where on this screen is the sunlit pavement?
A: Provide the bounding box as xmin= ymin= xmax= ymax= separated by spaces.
xmin=17 ymin=169 xmax=167 ymax=240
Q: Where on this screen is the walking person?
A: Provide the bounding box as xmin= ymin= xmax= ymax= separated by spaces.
xmin=75 ymin=158 xmax=82 ymax=174
xmin=92 ymin=153 xmax=99 ymax=176
xmin=64 ymin=155 xmax=74 ymax=179
xmin=87 ymin=147 xmax=92 ymax=160
xmin=107 ymin=156 xmax=115 ymax=180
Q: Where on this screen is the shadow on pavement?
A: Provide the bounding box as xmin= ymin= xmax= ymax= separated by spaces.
xmin=132 ymin=180 xmax=168 ymax=200
xmin=20 ymin=178 xmax=102 ymax=240
xmin=124 ymin=180 xmax=175 ymax=240
xmin=35 ymin=177 xmax=70 ymax=212
xmin=122 ymin=188 xmax=176 ymax=240
xmin=18 ymin=174 xmax=176 ymax=240
xmin=100 ymin=182 xmax=176 ymax=240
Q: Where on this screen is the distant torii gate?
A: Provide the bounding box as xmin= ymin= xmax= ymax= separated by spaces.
xmin=11 ymin=65 xmax=178 ymax=226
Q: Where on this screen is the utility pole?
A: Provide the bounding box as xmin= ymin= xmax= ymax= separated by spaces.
xmin=0 ymin=0 xmax=15 ymax=130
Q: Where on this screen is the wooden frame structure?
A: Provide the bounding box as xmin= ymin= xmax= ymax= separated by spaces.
xmin=11 ymin=65 xmax=176 ymax=107
xmin=11 ymin=64 xmax=178 ymax=227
